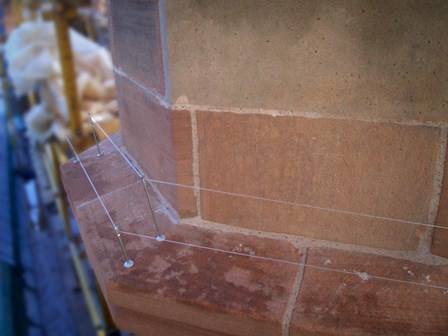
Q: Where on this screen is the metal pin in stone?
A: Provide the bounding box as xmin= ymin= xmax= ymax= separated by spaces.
xmin=141 ymin=175 xmax=166 ymax=242
xmin=88 ymin=113 xmax=104 ymax=157
xmin=66 ymin=135 xmax=133 ymax=269
xmin=114 ymin=227 xmax=134 ymax=269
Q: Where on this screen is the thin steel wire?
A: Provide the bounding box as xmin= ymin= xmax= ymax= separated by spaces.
xmin=122 ymin=230 xmax=448 ymax=292
xmin=66 ymin=133 xmax=448 ymax=293
xmin=66 ymin=136 xmax=131 ymax=262
xmin=91 ymin=116 xmax=448 ymax=231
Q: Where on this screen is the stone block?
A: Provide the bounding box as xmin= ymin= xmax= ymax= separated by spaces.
xmin=61 ymin=145 xmax=305 ymax=336
xmin=109 ymin=0 xmax=166 ymax=96
xmin=167 ymin=0 xmax=448 ymax=124
xmin=291 ymin=248 xmax=448 ymax=335
xmin=197 ymin=111 xmax=440 ymax=250
xmin=115 ymin=73 xmax=196 ymax=216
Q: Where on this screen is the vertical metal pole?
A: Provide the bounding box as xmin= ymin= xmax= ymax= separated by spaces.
xmin=89 ymin=114 xmax=103 ymax=157
xmin=141 ymin=176 xmax=165 ymax=241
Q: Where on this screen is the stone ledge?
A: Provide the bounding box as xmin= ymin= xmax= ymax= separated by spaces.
xmin=292 ymin=248 xmax=448 ymax=336
xmin=61 ymin=135 xmax=304 ymax=336
xmin=61 ymin=135 xmax=448 ymax=336
xmin=73 ymin=206 xmax=304 ymax=336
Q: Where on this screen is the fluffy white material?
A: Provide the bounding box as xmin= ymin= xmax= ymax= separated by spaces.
xmin=5 ymin=20 xmax=116 ymax=143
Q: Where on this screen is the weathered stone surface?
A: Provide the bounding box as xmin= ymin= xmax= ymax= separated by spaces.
xmin=197 ymin=111 xmax=440 ymax=250
xmin=167 ymin=0 xmax=448 ymax=124
xmin=432 ymin=137 xmax=448 ymax=258
xmin=62 ymin=139 xmax=448 ymax=336
xmin=104 ymin=229 xmax=301 ymax=336
xmin=115 ymin=73 xmax=196 ymax=216
xmin=291 ymin=248 xmax=448 ymax=336
xmin=61 ymin=133 xmax=140 ymax=211
xmin=109 ymin=0 xmax=166 ymax=96
xmin=61 ymin=141 xmax=304 ymax=336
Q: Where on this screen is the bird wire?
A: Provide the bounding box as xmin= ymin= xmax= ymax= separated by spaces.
xmin=64 ymin=118 xmax=448 ymax=293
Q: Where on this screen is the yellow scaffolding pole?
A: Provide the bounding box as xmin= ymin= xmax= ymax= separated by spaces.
xmin=16 ymin=3 xmax=115 ymax=333
xmin=12 ymin=0 xmax=24 ymax=25
xmin=44 ymin=2 xmax=81 ymax=134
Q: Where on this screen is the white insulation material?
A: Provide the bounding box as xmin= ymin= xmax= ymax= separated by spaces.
xmin=4 ymin=20 xmax=116 ymax=143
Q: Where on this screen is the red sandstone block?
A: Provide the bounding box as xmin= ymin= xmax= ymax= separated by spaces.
xmin=104 ymin=231 xmax=302 ymax=336
xmin=291 ymin=248 xmax=448 ymax=336
xmin=61 ymin=133 xmax=140 ymax=212
xmin=78 ymin=212 xmax=303 ymax=336
xmin=108 ymin=0 xmax=166 ymax=96
xmin=115 ymin=73 xmax=196 ymax=217
xmin=62 ymin=138 xmax=448 ymax=336
xmin=197 ymin=111 xmax=440 ymax=250
xmin=61 ymin=141 xmax=305 ymax=336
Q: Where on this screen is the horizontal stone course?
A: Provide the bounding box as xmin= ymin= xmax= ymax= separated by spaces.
xmin=291 ymin=248 xmax=448 ymax=336
xmin=197 ymin=111 xmax=440 ymax=250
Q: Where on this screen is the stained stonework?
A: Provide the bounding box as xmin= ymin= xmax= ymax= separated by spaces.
xmin=61 ymin=139 xmax=305 ymax=336
xmin=61 ymin=137 xmax=448 ymax=336
xmin=167 ymin=0 xmax=448 ymax=124
xmin=197 ymin=111 xmax=440 ymax=250
xmin=73 ymin=1 xmax=448 ymax=333
xmin=291 ymin=248 xmax=448 ymax=336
